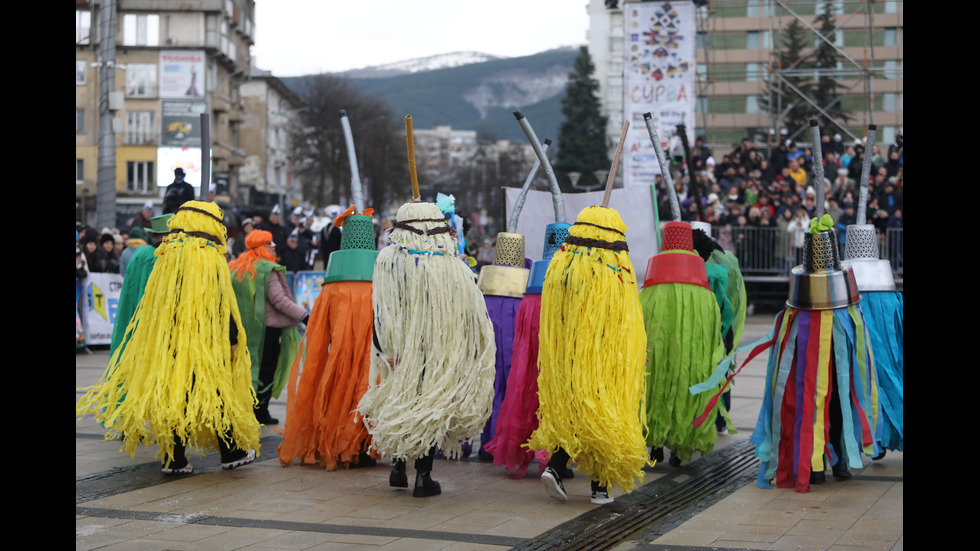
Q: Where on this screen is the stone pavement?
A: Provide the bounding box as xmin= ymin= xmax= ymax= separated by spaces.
xmin=76 ymin=316 xmax=902 ymax=550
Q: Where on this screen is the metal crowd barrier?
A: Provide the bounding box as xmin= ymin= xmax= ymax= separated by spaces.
xmin=709 ymin=226 xmax=903 ymax=277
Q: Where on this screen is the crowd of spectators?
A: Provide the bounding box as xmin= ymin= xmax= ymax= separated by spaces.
xmin=656 ymin=133 xmax=903 ymax=272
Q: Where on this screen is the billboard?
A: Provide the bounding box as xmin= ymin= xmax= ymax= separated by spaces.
xmin=157 ymin=147 xmax=205 ymax=188
xmin=161 ymin=101 xmax=207 ymax=147
xmin=623 ymin=1 xmax=697 ymax=187
xmin=159 ymin=50 xmax=206 ymax=99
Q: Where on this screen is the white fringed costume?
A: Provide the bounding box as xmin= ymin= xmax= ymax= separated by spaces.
xmin=356 ymin=202 xmax=496 ymax=461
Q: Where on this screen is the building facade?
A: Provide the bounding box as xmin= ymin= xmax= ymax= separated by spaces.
xmin=76 ymin=0 xmax=256 ymax=226
xmin=239 ymin=66 xmax=306 ymax=210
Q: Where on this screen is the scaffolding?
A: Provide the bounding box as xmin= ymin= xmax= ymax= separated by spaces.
xmin=694 ymin=0 xmax=902 ymax=151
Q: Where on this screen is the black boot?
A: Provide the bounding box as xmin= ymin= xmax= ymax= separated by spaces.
xmin=389 ymin=459 xmax=408 ymax=488
xmin=413 ymin=471 xmax=441 ymax=497
xmin=650 ymin=447 xmax=664 ymax=463
xmin=832 ymin=462 xmax=852 ymax=480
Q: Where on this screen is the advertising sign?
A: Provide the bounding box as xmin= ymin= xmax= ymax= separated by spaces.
xmin=161 ymin=101 xmax=207 ymax=147
xmin=81 ymin=272 xmax=124 ymax=345
xmin=157 ymin=147 xmax=204 ymax=188
xmin=159 ymin=50 xmax=206 ymax=99
xmin=624 ymin=1 xmax=697 ymax=187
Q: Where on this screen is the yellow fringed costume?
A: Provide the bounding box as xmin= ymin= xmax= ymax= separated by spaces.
xmin=76 ymin=201 xmax=260 ymax=466
xmin=528 ymin=206 xmax=650 ymax=492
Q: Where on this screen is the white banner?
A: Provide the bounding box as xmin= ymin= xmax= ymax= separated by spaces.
xmin=81 ymin=272 xmax=124 ymax=345
xmin=504 ymin=187 xmax=659 ymax=284
xmin=624 ymin=1 xmax=697 ymax=187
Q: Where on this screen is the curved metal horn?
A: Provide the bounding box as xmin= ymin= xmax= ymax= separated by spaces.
xmin=809 ymin=118 xmax=826 ymax=218
xmin=856 ymin=124 xmax=877 ymax=225
xmin=508 ymin=139 xmax=550 ymax=233
xmin=339 ymin=109 xmax=364 ymax=214
xmin=644 ymin=113 xmax=680 ymax=221
xmin=514 ymin=111 xmax=566 ymax=223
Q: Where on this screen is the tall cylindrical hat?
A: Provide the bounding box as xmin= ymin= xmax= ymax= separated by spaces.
xmin=844 ymin=124 xmax=896 ymax=292
xmin=642 ymin=222 xmax=711 ymax=290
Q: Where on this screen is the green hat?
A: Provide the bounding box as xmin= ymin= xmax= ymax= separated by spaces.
xmin=148 ymin=214 xmax=173 ymax=235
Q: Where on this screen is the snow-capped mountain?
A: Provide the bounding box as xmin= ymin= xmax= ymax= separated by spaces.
xmin=342 ymin=52 xmax=503 ymax=78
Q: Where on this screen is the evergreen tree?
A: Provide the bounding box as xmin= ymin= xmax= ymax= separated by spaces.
xmin=554 ymin=46 xmax=609 ymax=191
xmin=761 ymin=18 xmax=814 ymax=139
xmin=812 ymin=3 xmax=852 ymax=135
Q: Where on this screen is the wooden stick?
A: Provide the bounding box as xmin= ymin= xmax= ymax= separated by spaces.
xmin=405 ymin=115 xmax=420 ymax=201
xmin=602 ymin=120 xmax=630 ymax=208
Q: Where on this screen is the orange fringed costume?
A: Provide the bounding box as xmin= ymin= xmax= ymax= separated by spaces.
xmin=277 ymin=208 xmax=380 ymax=470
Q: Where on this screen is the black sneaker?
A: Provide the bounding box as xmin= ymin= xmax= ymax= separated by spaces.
xmin=161 ymin=461 xmax=193 ymax=475
xmin=590 ymin=480 xmax=613 ymax=505
xmin=832 ymin=462 xmax=853 ymax=480
xmin=556 ymin=464 xmax=575 ymax=479
xmin=221 ymin=449 xmax=256 ymax=470
xmin=541 ymin=467 xmax=567 ymax=503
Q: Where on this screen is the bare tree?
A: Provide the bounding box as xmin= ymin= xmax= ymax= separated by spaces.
xmin=289 ymin=74 xmax=407 ymax=214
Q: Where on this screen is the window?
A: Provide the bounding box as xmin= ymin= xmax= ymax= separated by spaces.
xmin=76 ymin=10 xmax=91 ymax=44
xmin=126 ymin=64 xmax=157 ymax=98
xmin=746 ymin=96 xmax=760 ymax=114
xmin=696 ymin=32 xmax=708 ymax=51
xmin=76 ymin=60 xmax=87 ymax=85
xmin=127 ymin=161 xmax=155 ymax=194
xmin=882 ymin=93 xmax=896 ymax=112
xmin=122 ymin=14 xmax=160 ymax=46
xmin=126 ymin=111 xmax=156 ymax=145
xmin=747 ymin=0 xmax=771 ymax=17
xmin=884 ymin=28 xmax=898 ymax=47
xmin=882 ymin=60 xmax=901 ymax=79
xmin=696 ymin=63 xmax=708 ymax=83
xmin=76 ymin=159 xmax=84 ymax=183
xmin=77 ymin=109 xmax=85 ymax=133
xmin=747 ymin=31 xmax=771 ymax=49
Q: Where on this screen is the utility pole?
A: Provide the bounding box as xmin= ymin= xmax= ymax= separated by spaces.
xmin=96 ymin=0 xmax=118 ymax=229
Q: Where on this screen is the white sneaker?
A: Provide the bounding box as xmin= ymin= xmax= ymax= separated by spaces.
xmin=221 ymin=449 xmax=256 ymax=470
xmin=161 ymin=463 xmax=193 ymax=475
xmin=541 ymin=467 xmax=568 ymax=503
xmin=591 ymin=481 xmax=613 ymax=504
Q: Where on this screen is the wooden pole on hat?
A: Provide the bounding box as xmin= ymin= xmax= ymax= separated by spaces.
xmin=405 ymin=115 xmax=421 ymax=202
xmin=601 ymin=120 xmax=630 ymax=208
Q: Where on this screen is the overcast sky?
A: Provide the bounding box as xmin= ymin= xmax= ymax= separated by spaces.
xmin=251 ymin=1 xmax=591 ymax=76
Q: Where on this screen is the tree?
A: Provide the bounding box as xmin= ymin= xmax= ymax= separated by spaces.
xmin=554 ymin=46 xmax=609 ymax=192
xmin=761 ymin=18 xmax=814 ymax=140
xmin=812 ymin=3 xmax=852 ymax=136
xmin=289 ymin=75 xmax=407 ymax=215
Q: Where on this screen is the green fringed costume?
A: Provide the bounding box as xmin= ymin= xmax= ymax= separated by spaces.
xmin=109 ymin=245 xmax=157 ymax=357
xmin=230 ymin=260 xmax=299 ymax=403
xmin=640 ymin=223 xmax=727 ymax=465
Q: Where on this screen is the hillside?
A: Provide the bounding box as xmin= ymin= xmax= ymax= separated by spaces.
xmin=282 ymin=47 xmax=578 ymax=144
